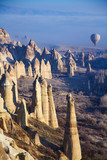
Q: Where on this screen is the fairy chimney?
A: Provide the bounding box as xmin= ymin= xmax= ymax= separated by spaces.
xmin=7 ymin=65 xmax=18 ymax=102
xmin=28 ymin=63 xmax=33 ymax=77
xmin=40 ymin=77 xmax=49 ymax=125
xmin=47 ymin=84 xmax=58 ymax=129
xmin=2 ymin=72 xmax=16 ymax=113
xmin=33 ymin=58 xmax=40 ymax=77
xmin=32 ymin=76 xmax=45 ymax=122
xmin=68 ymin=65 xmax=74 ymax=77
xmin=34 ymin=132 xmax=41 ymax=146
xmin=40 ymin=59 xmax=46 ymax=78
xmin=79 ymin=52 xmax=85 ymax=67
xmin=15 ymin=61 xmax=26 ymax=78
xmin=63 ymin=93 xmax=82 ymax=160
xmin=46 ymin=61 xmax=52 ymax=79
xmin=17 ymin=99 xmax=28 ymax=129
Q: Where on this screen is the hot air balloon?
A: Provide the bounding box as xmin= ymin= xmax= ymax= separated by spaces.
xmin=90 ymin=34 xmax=100 ymax=46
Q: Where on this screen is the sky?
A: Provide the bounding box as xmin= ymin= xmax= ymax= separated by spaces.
xmin=0 ymin=0 xmax=107 ymax=48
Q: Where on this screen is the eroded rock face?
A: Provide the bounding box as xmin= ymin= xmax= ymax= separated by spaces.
xmin=58 ymin=151 xmax=69 ymax=160
xmin=63 ymin=94 xmax=82 ymax=160
xmin=79 ymin=52 xmax=85 ymax=67
xmin=34 ymin=132 xmax=41 ymax=146
xmin=32 ymin=76 xmax=45 ymax=122
xmin=25 ymin=40 xmax=41 ymax=63
xmin=28 ymin=63 xmax=33 ymax=77
xmin=0 ymin=28 xmax=11 ymax=44
xmin=0 ymin=133 xmax=34 ymax=160
xmin=1 ymin=72 xmax=16 ymax=113
xmin=33 ymin=58 xmax=40 ymax=77
xmin=17 ymin=99 xmax=28 ymax=129
xmin=41 ymin=78 xmax=49 ymax=125
xmin=47 ymin=84 xmax=58 ymax=129
xmin=50 ymin=48 xmax=63 ymax=72
xmin=15 ymin=61 xmax=26 ymax=79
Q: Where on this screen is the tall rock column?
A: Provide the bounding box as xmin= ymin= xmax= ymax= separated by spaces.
xmin=32 ymin=76 xmax=45 ymax=122
xmin=41 ymin=78 xmax=49 ymax=125
xmin=63 ymin=93 xmax=82 ymax=160
xmin=47 ymin=84 xmax=58 ymax=129
xmin=28 ymin=63 xmax=33 ymax=77
xmin=2 ymin=73 xmax=16 ymax=113
xmin=17 ymin=99 xmax=28 ymax=129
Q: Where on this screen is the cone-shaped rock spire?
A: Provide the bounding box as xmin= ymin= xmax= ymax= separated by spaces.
xmin=63 ymin=93 xmax=82 ymax=160
xmin=47 ymin=84 xmax=58 ymax=129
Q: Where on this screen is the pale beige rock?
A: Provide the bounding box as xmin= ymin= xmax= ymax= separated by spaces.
xmin=0 ymin=128 xmax=3 ymax=134
xmin=79 ymin=52 xmax=85 ymax=67
xmin=32 ymin=76 xmax=45 ymax=122
xmin=0 ymin=60 xmax=4 ymax=76
xmin=33 ymin=58 xmax=40 ymax=77
xmin=45 ymin=61 xmax=52 ymax=79
xmin=47 ymin=84 xmax=58 ymax=128
xmin=34 ymin=132 xmax=41 ymax=146
xmin=40 ymin=59 xmax=46 ymax=78
xmin=63 ymin=93 xmax=82 ymax=160
xmin=28 ymin=63 xmax=33 ymax=77
xmin=58 ymin=151 xmax=69 ymax=160
xmin=41 ymin=78 xmax=49 ymax=125
xmin=8 ymin=65 xmax=18 ymax=102
xmin=15 ymin=61 xmax=26 ymax=79
xmin=2 ymin=72 xmax=16 ymax=113
xmin=0 ymin=28 xmax=11 ymax=44
xmin=17 ymin=99 xmax=28 ymax=129
xmin=68 ymin=65 xmax=74 ymax=77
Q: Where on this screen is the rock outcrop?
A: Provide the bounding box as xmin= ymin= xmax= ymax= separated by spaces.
xmin=0 ymin=60 xmax=4 ymax=76
xmin=17 ymin=99 xmax=28 ymax=129
xmin=79 ymin=52 xmax=85 ymax=67
xmin=0 ymin=28 xmax=11 ymax=44
xmin=1 ymin=72 xmax=16 ymax=113
xmin=28 ymin=63 xmax=33 ymax=77
xmin=41 ymin=78 xmax=49 ymax=125
xmin=47 ymin=84 xmax=58 ymax=129
xmin=0 ymin=133 xmax=34 ymax=160
xmin=58 ymin=151 xmax=69 ymax=160
xmin=15 ymin=61 xmax=26 ymax=79
xmin=33 ymin=58 xmax=40 ymax=77
xmin=63 ymin=93 xmax=82 ymax=160
xmin=32 ymin=76 xmax=45 ymax=122
xmin=50 ymin=48 xmax=63 ymax=72
xmin=34 ymin=132 xmax=41 ymax=146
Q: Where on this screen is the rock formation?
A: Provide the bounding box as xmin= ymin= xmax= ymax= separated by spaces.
xmin=17 ymin=99 xmax=28 ymax=129
xmin=50 ymin=48 xmax=63 ymax=72
xmin=0 ymin=28 xmax=11 ymax=44
xmin=45 ymin=61 xmax=52 ymax=79
xmin=33 ymin=58 xmax=40 ymax=77
xmin=86 ymin=63 xmax=92 ymax=74
xmin=34 ymin=132 xmax=41 ymax=146
xmin=25 ymin=39 xmax=41 ymax=62
xmin=1 ymin=72 xmax=16 ymax=113
xmin=40 ymin=59 xmax=46 ymax=78
xmin=63 ymin=93 xmax=82 ymax=160
xmin=28 ymin=63 xmax=33 ymax=77
xmin=47 ymin=84 xmax=58 ymax=129
xmin=7 ymin=65 xmax=18 ymax=102
xmin=41 ymin=77 xmax=49 ymax=125
xmin=79 ymin=52 xmax=85 ymax=67
xmin=0 ymin=133 xmax=34 ymax=160
xmin=15 ymin=61 xmax=26 ymax=78
xmin=0 ymin=60 xmax=4 ymax=76
xmin=68 ymin=65 xmax=74 ymax=77
xmin=32 ymin=76 xmax=45 ymax=122
xmin=58 ymin=151 xmax=69 ymax=160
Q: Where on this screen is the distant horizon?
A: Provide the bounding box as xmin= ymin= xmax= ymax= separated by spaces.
xmin=0 ymin=0 xmax=107 ymax=49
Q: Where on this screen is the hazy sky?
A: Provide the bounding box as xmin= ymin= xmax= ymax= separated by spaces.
xmin=0 ymin=0 xmax=107 ymax=48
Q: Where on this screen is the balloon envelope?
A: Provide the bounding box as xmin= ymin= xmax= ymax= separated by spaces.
xmin=90 ymin=34 xmax=100 ymax=45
